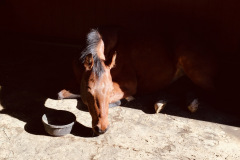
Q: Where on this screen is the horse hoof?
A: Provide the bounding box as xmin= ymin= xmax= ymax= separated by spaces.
xmin=154 ymin=100 xmax=166 ymax=114
xmin=125 ymin=96 xmax=135 ymax=102
xmin=58 ymin=89 xmax=81 ymax=99
xmin=188 ymin=99 xmax=199 ymax=113
xmin=58 ymin=90 xmax=68 ymax=99
xmin=109 ymin=100 xmax=121 ymax=108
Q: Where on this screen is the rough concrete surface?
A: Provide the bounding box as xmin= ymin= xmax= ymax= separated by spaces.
xmin=1 ymin=97 xmax=240 ymax=160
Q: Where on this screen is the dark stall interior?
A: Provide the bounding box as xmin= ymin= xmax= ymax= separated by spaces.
xmin=0 ymin=0 xmax=240 ymax=127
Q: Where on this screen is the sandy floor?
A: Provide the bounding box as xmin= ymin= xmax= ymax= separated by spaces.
xmin=1 ymin=96 xmax=240 ymax=160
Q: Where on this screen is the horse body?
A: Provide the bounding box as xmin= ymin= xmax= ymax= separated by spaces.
xmin=59 ymin=28 xmax=217 ymax=135
xmin=111 ymin=33 xmax=176 ymax=96
xmin=106 ymin=29 xmax=215 ymax=98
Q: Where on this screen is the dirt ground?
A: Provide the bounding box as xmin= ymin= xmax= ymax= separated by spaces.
xmin=1 ymin=95 xmax=240 ymax=160
xmin=1 ymin=33 xmax=240 ymax=160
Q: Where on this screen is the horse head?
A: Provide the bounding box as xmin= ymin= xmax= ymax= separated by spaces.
xmin=80 ymin=29 xmax=116 ymax=135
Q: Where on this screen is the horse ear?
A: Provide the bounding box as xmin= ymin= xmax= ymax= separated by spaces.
xmin=108 ymin=52 xmax=117 ymax=69
xmin=84 ymin=54 xmax=94 ymax=70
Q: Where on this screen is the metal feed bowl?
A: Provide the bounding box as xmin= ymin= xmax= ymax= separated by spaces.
xmin=42 ymin=110 xmax=76 ymax=136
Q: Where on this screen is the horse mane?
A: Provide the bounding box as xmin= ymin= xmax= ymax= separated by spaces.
xmin=80 ymin=29 xmax=105 ymax=78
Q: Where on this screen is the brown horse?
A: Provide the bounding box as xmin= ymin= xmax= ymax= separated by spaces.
xmin=59 ymin=28 xmax=217 ymax=135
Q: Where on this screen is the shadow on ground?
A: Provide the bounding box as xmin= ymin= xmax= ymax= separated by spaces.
xmin=122 ymin=74 xmax=240 ymax=127
xmin=0 ymin=32 xmax=94 ymax=137
xmin=0 ymin=85 xmax=94 ymax=138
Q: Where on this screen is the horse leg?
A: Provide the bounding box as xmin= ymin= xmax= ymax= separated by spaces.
xmin=58 ymin=89 xmax=81 ymax=99
xmin=186 ymin=91 xmax=199 ymax=113
xmin=108 ymin=83 xmax=125 ymax=108
xmin=176 ymin=76 xmax=200 ymax=113
xmin=109 ymin=95 xmax=135 ymax=108
xmin=108 ymin=81 xmax=137 ymax=107
xmin=109 ymin=63 xmax=137 ymax=107
xmin=58 ymin=78 xmax=81 ymax=99
xmin=177 ymin=49 xmax=217 ymax=112
xmin=154 ymin=100 xmax=167 ymax=113
xmin=58 ymin=58 xmax=83 ymax=100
